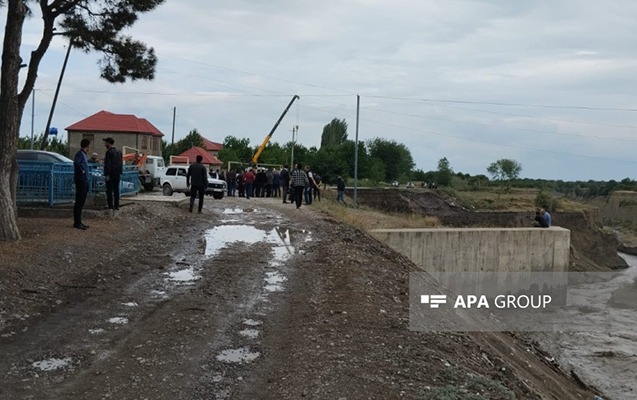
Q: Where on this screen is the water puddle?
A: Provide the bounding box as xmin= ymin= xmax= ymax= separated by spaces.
xmin=216 ymin=347 xmax=260 ymax=363
xmin=264 ymin=271 xmax=287 ymax=292
xmin=243 ymin=319 xmax=262 ymax=326
xmin=222 ymin=208 xmax=244 ymax=214
xmin=108 ymin=317 xmax=129 ymax=325
xmin=204 ymin=226 xmax=296 ymax=261
xmin=239 ymin=329 xmax=260 ymax=339
xmin=165 ymin=267 xmax=200 ymax=285
xmin=32 ymin=357 xmax=72 ymax=371
xmin=88 ymin=328 xmax=105 ymax=335
xmin=122 ymin=302 xmax=138 ymax=307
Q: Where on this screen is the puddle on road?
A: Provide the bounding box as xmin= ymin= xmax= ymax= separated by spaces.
xmin=108 ymin=317 xmax=129 ymax=325
xmin=165 ymin=267 xmax=200 ymax=285
xmin=239 ymin=329 xmax=260 ymax=339
xmin=122 ymin=302 xmax=138 ymax=307
xmin=264 ymin=271 xmax=287 ymax=292
xmin=216 ymin=347 xmax=260 ymax=363
xmin=88 ymin=328 xmax=105 ymax=335
xmin=243 ymin=319 xmax=262 ymax=326
xmin=222 ymin=208 xmax=244 ymax=214
xmin=32 ymin=357 xmax=72 ymax=371
xmin=204 ymin=225 xmax=297 ymax=264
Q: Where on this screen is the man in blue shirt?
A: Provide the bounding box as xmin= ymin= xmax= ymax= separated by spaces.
xmin=73 ymin=139 xmax=91 ymax=230
xmin=541 ymin=207 xmax=552 ymax=227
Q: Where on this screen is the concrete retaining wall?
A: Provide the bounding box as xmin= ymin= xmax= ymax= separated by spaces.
xmin=370 ymin=227 xmax=570 ymax=273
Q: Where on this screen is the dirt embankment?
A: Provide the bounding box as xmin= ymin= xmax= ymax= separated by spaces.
xmin=348 ymin=188 xmax=627 ymax=271
xmin=0 ymin=199 xmax=602 ymax=399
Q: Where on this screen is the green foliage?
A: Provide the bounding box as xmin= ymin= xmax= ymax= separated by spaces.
xmin=487 ymin=159 xmax=522 ymax=181
xmin=436 ymin=157 xmax=453 ymax=187
xmin=60 ymin=0 xmax=166 ymax=83
xmin=367 ymin=137 xmax=415 ymax=182
xmin=18 ymin=134 xmax=68 ymax=156
xmin=535 ymin=188 xmax=561 ymax=211
xmin=320 ymin=118 xmax=348 ymax=149
xmin=162 ymin=129 xmax=204 ymax=162
xmin=422 ymin=367 xmax=515 ymax=400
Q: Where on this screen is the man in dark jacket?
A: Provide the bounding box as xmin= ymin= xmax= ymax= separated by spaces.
xmin=73 ymin=139 xmax=91 ymax=230
xmin=280 ymin=165 xmax=290 ymax=203
xmin=187 ymin=155 xmax=208 ymax=213
xmin=103 ymin=137 xmax=123 ymax=212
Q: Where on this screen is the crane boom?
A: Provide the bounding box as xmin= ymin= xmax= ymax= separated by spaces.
xmin=251 ymin=95 xmax=300 ymax=165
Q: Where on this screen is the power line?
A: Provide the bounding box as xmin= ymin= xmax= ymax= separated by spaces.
xmin=365 ymin=95 xmax=637 ymax=113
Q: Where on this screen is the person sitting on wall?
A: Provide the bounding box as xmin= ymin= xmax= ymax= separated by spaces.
xmin=534 ymin=207 xmax=551 ymax=228
xmin=542 ymin=206 xmax=552 ymax=227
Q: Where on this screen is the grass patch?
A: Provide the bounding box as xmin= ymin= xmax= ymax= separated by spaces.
xmin=421 ymin=367 xmax=516 ymax=400
xmin=451 ymin=187 xmax=591 ymax=212
xmin=313 ymin=196 xmax=439 ymax=230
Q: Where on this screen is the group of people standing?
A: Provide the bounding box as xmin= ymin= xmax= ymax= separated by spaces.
xmin=73 ymin=137 xmax=122 ymax=230
xmin=224 ymin=164 xmax=322 ymax=209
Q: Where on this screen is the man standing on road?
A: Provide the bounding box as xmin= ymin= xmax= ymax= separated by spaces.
xmin=103 ymin=137 xmax=122 ymax=213
xmin=226 ymin=169 xmax=237 ymax=197
xmin=73 ymin=139 xmax=91 ymax=230
xmin=281 ymin=164 xmax=290 ymax=203
xmin=243 ymin=168 xmax=255 ymax=199
xmin=291 ymin=163 xmax=309 ymax=209
xmin=187 ymin=155 xmax=208 ymax=213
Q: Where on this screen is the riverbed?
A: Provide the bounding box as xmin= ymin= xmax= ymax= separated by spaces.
xmin=534 ymin=253 xmax=637 ymax=399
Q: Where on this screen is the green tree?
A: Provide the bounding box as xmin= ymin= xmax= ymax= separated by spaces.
xmin=19 ymin=134 xmax=68 ymax=155
xmin=367 ymin=138 xmax=414 ymax=182
xmin=436 ymin=157 xmax=453 ymax=187
xmin=487 ymin=159 xmax=522 ymax=181
xmin=217 ymin=135 xmax=252 ymax=167
xmin=162 ymin=129 xmax=204 ymax=162
xmin=320 ymin=118 xmax=348 ymax=149
xmin=0 ymin=0 xmax=164 ymax=241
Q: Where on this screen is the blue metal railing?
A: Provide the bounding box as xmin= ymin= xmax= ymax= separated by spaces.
xmin=17 ymin=161 xmax=140 ymax=206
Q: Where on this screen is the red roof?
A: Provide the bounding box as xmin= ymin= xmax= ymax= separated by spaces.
xmin=202 ymin=137 xmax=223 ymax=151
xmin=177 ymin=146 xmax=222 ymax=166
xmin=66 ymin=110 xmax=164 ymax=137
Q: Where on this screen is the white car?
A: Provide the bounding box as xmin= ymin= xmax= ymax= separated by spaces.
xmin=160 ymin=166 xmax=227 ymax=199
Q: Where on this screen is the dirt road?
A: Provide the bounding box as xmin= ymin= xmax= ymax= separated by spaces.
xmin=0 ymin=196 xmax=600 ymax=399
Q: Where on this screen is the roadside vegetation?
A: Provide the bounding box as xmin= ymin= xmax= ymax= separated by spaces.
xmin=313 ymin=193 xmax=439 ymax=230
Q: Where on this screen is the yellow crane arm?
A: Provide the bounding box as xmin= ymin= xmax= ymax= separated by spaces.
xmin=251 ymin=95 xmax=300 ymax=165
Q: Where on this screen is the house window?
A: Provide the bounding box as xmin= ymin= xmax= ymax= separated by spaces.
xmin=152 ymin=138 xmax=159 ymax=152
xmin=141 ymin=136 xmax=148 ymax=150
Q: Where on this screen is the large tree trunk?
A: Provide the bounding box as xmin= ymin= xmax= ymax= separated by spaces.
xmin=0 ymin=1 xmax=27 ymax=241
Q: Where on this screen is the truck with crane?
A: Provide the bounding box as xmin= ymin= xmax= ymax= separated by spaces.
xmin=122 ymin=146 xmax=166 ymax=191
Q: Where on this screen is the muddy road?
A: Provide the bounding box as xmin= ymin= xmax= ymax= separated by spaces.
xmin=0 ymin=197 xmax=599 ymax=399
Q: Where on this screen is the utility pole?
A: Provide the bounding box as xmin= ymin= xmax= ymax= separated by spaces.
xmin=41 ymin=39 xmax=73 ymax=150
xmin=171 ymin=106 xmax=176 ymax=146
xmin=354 ymin=94 xmax=360 ymax=208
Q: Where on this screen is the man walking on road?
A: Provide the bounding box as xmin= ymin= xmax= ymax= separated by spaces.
xmin=103 ymin=137 xmax=122 ymax=213
xmin=73 ymin=139 xmax=91 ymax=230
xmin=291 ymin=163 xmax=309 ymax=209
xmin=187 ymin=155 xmax=208 ymax=213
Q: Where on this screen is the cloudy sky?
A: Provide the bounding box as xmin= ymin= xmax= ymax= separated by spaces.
xmin=13 ymin=0 xmax=637 ymax=181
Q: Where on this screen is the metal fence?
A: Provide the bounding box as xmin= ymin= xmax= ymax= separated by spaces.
xmin=17 ymin=161 xmax=140 ymax=206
